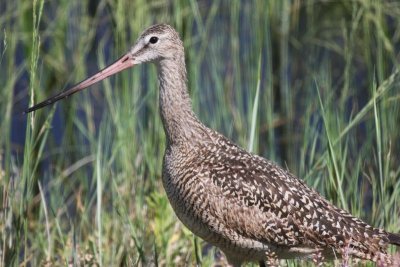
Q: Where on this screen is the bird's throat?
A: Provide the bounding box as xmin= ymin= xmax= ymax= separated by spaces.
xmin=157 ymin=57 xmax=201 ymax=145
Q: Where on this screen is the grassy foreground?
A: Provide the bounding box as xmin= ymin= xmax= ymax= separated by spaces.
xmin=1 ymin=0 xmax=400 ymax=266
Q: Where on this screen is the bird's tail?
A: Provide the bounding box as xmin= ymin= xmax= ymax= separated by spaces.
xmin=388 ymin=232 xmax=400 ymax=246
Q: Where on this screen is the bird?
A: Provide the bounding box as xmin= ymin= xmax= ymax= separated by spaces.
xmin=26 ymin=24 xmax=400 ymax=266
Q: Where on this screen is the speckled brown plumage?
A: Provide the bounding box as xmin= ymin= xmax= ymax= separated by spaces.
xmin=162 ymin=123 xmax=399 ymax=266
xmin=26 ymin=23 xmax=400 ymax=266
xmin=151 ymin=24 xmax=400 ymax=266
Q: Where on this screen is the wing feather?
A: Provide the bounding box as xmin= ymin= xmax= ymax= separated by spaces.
xmin=201 ymin=135 xmax=388 ymax=256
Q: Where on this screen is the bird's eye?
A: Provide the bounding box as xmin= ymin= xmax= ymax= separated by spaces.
xmin=149 ymin=36 xmax=159 ymax=44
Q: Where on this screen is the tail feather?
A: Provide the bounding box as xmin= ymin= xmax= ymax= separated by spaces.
xmin=388 ymin=232 xmax=400 ymax=246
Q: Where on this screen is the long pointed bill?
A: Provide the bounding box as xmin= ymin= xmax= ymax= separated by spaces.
xmin=25 ymin=52 xmax=135 ymax=113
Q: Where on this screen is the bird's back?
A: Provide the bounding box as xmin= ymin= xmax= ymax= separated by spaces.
xmin=161 ymin=126 xmax=398 ymax=265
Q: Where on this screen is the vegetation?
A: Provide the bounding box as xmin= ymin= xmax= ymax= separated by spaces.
xmin=1 ymin=0 xmax=399 ymax=266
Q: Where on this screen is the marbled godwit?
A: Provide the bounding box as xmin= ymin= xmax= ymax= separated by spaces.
xmin=26 ymin=24 xmax=400 ymax=266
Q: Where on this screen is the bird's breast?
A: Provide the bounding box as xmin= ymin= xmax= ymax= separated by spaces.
xmin=160 ymin=145 xmax=272 ymax=260
xmin=161 ymin=147 xmax=215 ymax=240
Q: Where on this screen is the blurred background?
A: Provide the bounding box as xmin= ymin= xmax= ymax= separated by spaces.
xmin=1 ymin=0 xmax=400 ymax=266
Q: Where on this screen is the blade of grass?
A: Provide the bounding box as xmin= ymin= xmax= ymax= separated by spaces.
xmin=316 ymin=82 xmax=348 ymax=210
xmin=373 ymin=78 xmax=385 ymax=208
xmin=38 ymin=181 xmax=51 ymax=262
xmin=96 ymin=132 xmax=103 ymax=267
xmin=248 ymin=52 xmax=262 ymax=152
xmin=305 ymin=69 xmax=400 ymax=180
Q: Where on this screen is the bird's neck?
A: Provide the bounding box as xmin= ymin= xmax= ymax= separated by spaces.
xmin=157 ymin=56 xmax=204 ymax=145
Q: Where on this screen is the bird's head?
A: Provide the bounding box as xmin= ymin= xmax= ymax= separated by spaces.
xmin=130 ymin=24 xmax=184 ymax=64
xmin=25 ymin=24 xmax=183 ymax=113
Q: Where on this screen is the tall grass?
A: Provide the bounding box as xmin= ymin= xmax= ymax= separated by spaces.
xmin=1 ymin=0 xmax=400 ymax=266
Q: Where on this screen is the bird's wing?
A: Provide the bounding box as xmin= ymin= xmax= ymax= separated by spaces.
xmin=201 ymin=136 xmax=387 ymax=254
